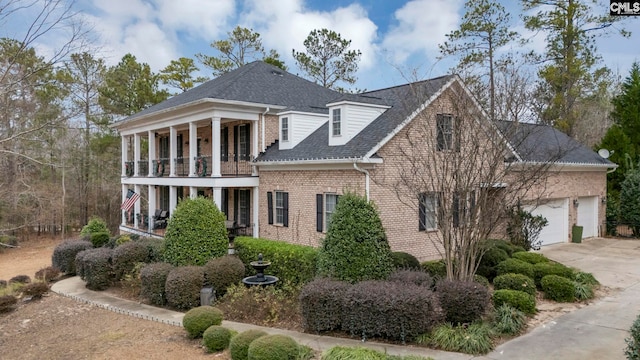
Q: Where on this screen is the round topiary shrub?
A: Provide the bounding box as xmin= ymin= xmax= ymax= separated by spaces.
xmin=316 ymin=192 xmax=393 ymax=283
xmin=229 ymin=329 xmax=268 ymax=360
xmin=496 ymin=258 xmax=535 ymax=279
xmin=163 ymin=197 xmax=228 ymax=266
xmin=493 ymin=273 xmax=536 ymax=296
xmin=90 ymin=231 xmax=110 ymax=248
xmin=477 ymin=246 xmax=509 ymax=281
xmin=80 ymin=248 xmax=114 ymax=291
xmin=541 ymin=275 xmax=576 ymax=302
xmin=492 ymin=289 xmax=536 ymax=315
xmin=203 ymin=255 xmax=245 ymax=296
xmin=202 ymin=325 xmax=234 ymax=353
xmin=140 ymin=262 xmax=174 ymax=306
xmin=391 ymin=251 xmax=421 ymax=270
xmin=388 ymin=269 xmax=433 ymax=288
xmin=165 ymin=266 xmax=204 ymax=310
xmin=20 ymin=282 xmax=49 ymax=298
xmin=533 ymin=262 xmax=575 ymax=288
xmin=182 ymin=306 xmax=224 ymax=338
xmin=35 ymin=266 xmax=61 ymax=282
xmin=9 ymin=274 xmax=31 ymax=284
xmin=80 ymin=217 xmax=109 ymax=237
xmin=112 ymin=241 xmax=150 ymax=280
xmin=511 ymin=251 xmax=550 ymax=264
xmin=299 ymin=277 xmax=351 ymax=333
xmin=436 ymin=279 xmax=490 ymax=324
xmin=247 ymin=334 xmax=299 ymax=360
xmin=421 ymin=260 xmax=447 ymax=279
xmin=474 ymin=274 xmax=490 ymax=287
xmin=52 ymin=240 xmax=93 ymax=275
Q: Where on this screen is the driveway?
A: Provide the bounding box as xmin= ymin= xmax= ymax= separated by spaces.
xmin=479 ymin=237 xmax=640 ymax=360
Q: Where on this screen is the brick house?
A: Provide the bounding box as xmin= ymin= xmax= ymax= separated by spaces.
xmin=113 ymin=61 xmax=615 ymax=260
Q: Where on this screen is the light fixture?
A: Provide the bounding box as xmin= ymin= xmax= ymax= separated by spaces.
xmin=185 ymin=141 xmax=189 ymax=145
xmin=601 ymin=197 xmax=607 ymax=204
xmin=573 ymin=199 xmax=579 ymax=207
xmin=204 ymin=138 xmax=209 ymax=144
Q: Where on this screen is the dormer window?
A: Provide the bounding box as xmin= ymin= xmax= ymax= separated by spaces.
xmin=281 ymin=117 xmax=289 ymax=142
xmin=332 ymin=109 xmax=341 ymax=136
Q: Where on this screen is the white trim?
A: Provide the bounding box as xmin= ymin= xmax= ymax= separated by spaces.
xmin=276 ymin=110 xmax=328 ymax=117
xmin=255 ymin=157 xmax=382 ymax=167
xmin=121 ymin=176 xmax=259 ymax=188
xmin=506 ymin=161 xmax=617 ymax=171
xmin=325 ymin=100 xmax=391 ymax=109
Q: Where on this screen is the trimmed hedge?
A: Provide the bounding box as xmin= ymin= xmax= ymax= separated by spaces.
xmin=247 ymin=334 xmax=300 ymax=360
xmin=299 ymin=277 xmax=351 ymax=333
xmin=75 ymin=249 xmax=92 ymax=279
xmin=112 ymin=241 xmax=150 ymax=280
xmin=511 ymin=251 xmax=550 ymax=264
xmin=388 ymin=270 xmax=433 ymax=288
xmin=138 ymin=237 xmax=165 ymax=263
xmin=203 ymin=325 xmax=234 ymax=353
xmin=391 ymin=252 xmax=421 ymax=270
xmin=492 ymin=289 xmax=536 ymax=315
xmin=533 ymin=262 xmax=575 ymax=288
xmin=90 ymin=231 xmax=110 ymax=248
xmin=203 ymin=255 xmax=245 ymax=296
xmin=79 ymin=248 xmax=114 ymax=291
xmin=140 ymin=262 xmax=174 ymax=306
xmin=496 ymin=258 xmax=535 ymax=279
xmin=477 ymin=247 xmax=509 ymax=281
xmin=436 ymin=280 xmax=490 ymax=324
xmin=421 ymin=260 xmax=447 ymax=279
xmin=541 ymin=275 xmax=575 ymax=302
xmin=183 ymin=306 xmax=224 ymax=338
xmin=493 ymin=273 xmax=536 ymax=296
xmin=229 ymin=329 xmax=268 ymax=360
xmin=234 ymin=237 xmax=317 ymax=286
xmin=342 ymin=280 xmax=443 ymax=342
xmin=165 ymin=266 xmax=204 ymax=310
xmin=52 ymin=240 xmax=93 ymax=275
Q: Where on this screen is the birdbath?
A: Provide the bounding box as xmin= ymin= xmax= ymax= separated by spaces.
xmin=242 ymin=253 xmax=279 ymax=287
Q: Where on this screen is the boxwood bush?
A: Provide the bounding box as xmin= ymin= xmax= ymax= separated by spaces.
xmin=90 ymin=231 xmax=111 ymax=248
xmin=316 ymin=192 xmax=394 ymax=283
xmin=138 ymin=237 xmax=165 ymax=263
xmin=203 ymin=255 xmax=245 ymax=296
xmin=492 ymin=289 xmax=536 ymax=315
xmin=140 ymin=262 xmax=174 ymax=306
xmin=234 ymin=237 xmax=317 ymax=286
xmin=80 ymin=217 xmax=109 ymax=237
xmin=247 ymin=334 xmax=300 ymax=360
xmin=391 ymin=251 xmax=421 ymax=270
xmin=229 ymin=329 xmax=268 ymax=360
xmin=163 ymin=197 xmax=228 ymax=266
xmin=80 ymin=248 xmax=114 ymax=291
xmin=493 ymin=273 xmax=536 ymax=296
xmin=299 ymin=277 xmax=351 ymax=333
xmin=533 ymin=262 xmax=575 ymax=288
xmin=202 ymin=325 xmax=234 ymax=353
xmin=541 ymin=275 xmax=575 ymax=302
xmin=511 ymin=251 xmax=549 ymax=264
xmin=51 ymin=240 xmax=93 ymax=275
xmin=436 ymin=280 xmax=490 ymax=324
xmin=496 ymin=258 xmax=535 ymax=279
xmin=388 ymin=269 xmax=433 ymax=288
xmin=165 ymin=266 xmax=205 ymax=310
xmin=420 ymin=260 xmax=447 ymax=279
xmin=182 ymin=305 xmax=224 ymax=338
xmin=112 ymin=241 xmax=150 ymax=280
xmin=341 ymin=280 xmax=443 ymax=342
xmin=477 ymin=246 xmax=509 ymax=281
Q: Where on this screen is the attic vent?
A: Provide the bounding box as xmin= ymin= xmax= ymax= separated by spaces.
xmin=271 ymin=70 xmax=283 ymax=76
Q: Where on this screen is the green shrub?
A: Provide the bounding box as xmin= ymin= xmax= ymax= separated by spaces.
xmin=80 ymin=248 xmax=114 ymax=291
xmin=436 ymin=280 xmax=490 ymax=325
xmin=230 ymin=329 xmax=268 ymax=360
xmin=299 ymin=277 xmax=351 ymax=333
xmin=496 ymin=258 xmax=534 ymax=279
xmin=391 ymin=252 xmax=421 ymax=270
xmin=112 ymin=241 xmax=150 ymax=280
xmin=140 ymin=262 xmax=174 ymax=306
xmin=575 ymin=271 xmax=599 ymax=286
xmin=20 ymin=282 xmax=49 ymax=298
xmin=247 ymin=334 xmax=300 ymax=360
xmin=52 ymin=240 xmax=93 ymax=275
xmin=0 ymin=294 xmax=17 ymax=313
xmin=626 ymin=313 xmax=640 ymax=360
xmin=182 ymin=306 xmax=224 ymax=338
xmin=511 ymin=251 xmax=549 ymax=264
xmin=90 ymin=231 xmax=110 ymax=248
xmin=492 ymin=289 xmax=536 ymax=315
xmin=477 ymin=246 xmax=509 ymax=281
xmin=533 ymin=262 xmax=575 ymax=288
xmin=9 ymin=275 xmax=31 ymax=284
xmin=202 ymin=325 xmax=234 ymax=352
xmin=165 ymin=266 xmax=204 ymax=310
xmin=316 ymin=192 xmax=393 ymax=283
xmin=474 ymin=274 xmax=490 ymax=287
xmin=420 ymin=260 xmax=447 ymax=279
xmin=80 ymin=217 xmax=109 ymax=236
xmin=203 ymin=255 xmax=245 ymax=296
xmin=138 ymin=237 xmax=165 ymax=263
xmin=234 ymin=237 xmax=317 ymax=286
xmin=492 ymin=304 xmax=526 ymax=335
xmin=573 ymin=281 xmax=595 ymax=301
xmin=74 ymin=249 xmax=92 ymax=279
xmin=620 ymin=169 xmax=640 ymax=236
xmin=493 ymin=273 xmax=536 ymax=296
xmin=342 ymin=280 xmax=443 ymax=342
xmin=485 ymin=239 xmax=515 ymax=256
xmin=35 ymin=266 xmax=60 ymax=282
xmin=388 ymin=270 xmax=433 ymax=288
xmin=424 ymin=322 xmax=493 ymax=355
xmin=506 ymin=207 xmax=548 ymax=251
xmin=321 ymin=347 xmax=433 ymax=360
xmin=541 ymin=275 xmax=575 ymax=302
xmin=163 ymin=197 xmax=228 ymax=266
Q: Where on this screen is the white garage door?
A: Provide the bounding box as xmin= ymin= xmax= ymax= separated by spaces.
xmin=525 ymin=198 xmax=569 ymax=246
xmin=577 ymin=196 xmax=598 ymax=238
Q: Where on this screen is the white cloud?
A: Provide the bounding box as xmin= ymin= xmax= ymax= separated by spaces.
xmin=157 ymin=0 xmax=235 ymax=41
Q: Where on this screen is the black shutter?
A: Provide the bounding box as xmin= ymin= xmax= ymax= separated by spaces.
xmin=221 ymin=127 xmax=228 ymax=162
xmin=233 ymin=125 xmax=239 ymax=161
xmin=283 ymin=192 xmax=289 ymax=227
xmin=234 ymin=189 xmax=239 ymax=223
xmin=267 ymin=192 xmax=273 ymax=225
xmin=316 ymin=194 xmax=323 ymax=232
xmin=244 ymin=124 xmax=251 ymax=160
xmin=221 ymin=188 xmax=228 ymax=219
xmin=453 ymin=192 xmax=460 ymax=228
xmin=418 ymin=193 xmax=426 ymax=231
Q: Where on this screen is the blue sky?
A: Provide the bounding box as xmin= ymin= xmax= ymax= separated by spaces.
xmin=10 ymin=0 xmax=640 ymax=91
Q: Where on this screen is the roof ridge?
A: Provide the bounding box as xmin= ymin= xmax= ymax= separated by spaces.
xmin=363 ymin=74 xmax=454 ymax=94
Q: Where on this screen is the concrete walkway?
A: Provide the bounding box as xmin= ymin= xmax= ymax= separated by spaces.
xmin=51 ymin=238 xmax=640 ymax=360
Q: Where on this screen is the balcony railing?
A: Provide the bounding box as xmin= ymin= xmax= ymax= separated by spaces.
xmin=174 ymin=157 xmax=190 ymax=176
xmin=137 ymin=160 xmax=148 ymax=176
xmin=141 ymin=156 xmax=253 ymax=177
xmin=125 ymin=161 xmax=134 ymax=177
xmin=152 ymin=158 xmax=169 ymax=177
xmin=221 ymin=154 xmax=253 ymax=176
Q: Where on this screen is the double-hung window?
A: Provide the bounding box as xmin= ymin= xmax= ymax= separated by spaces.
xmin=281 ymin=117 xmax=289 ymax=142
xmin=267 ymin=191 xmax=289 ymax=227
xmin=275 ymin=191 xmax=285 ymax=224
xmin=332 ymin=109 xmax=341 ymax=136
xmin=317 ymin=193 xmax=340 ymax=232
xmin=436 ymin=114 xmax=453 ymax=151
xmin=419 ymin=192 xmax=439 ymax=231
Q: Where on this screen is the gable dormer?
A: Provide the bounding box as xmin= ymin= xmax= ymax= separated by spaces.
xmin=327 ymin=100 xmax=389 ymax=146
xmin=278 ymin=111 xmax=327 ymax=150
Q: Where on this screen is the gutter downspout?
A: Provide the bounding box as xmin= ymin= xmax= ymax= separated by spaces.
xmin=261 ymin=107 xmax=270 ymax=152
xmin=353 ymin=162 xmax=370 ymax=201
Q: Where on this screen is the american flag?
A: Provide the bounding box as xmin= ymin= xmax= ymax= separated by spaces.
xmin=121 ymin=189 xmax=140 ymax=211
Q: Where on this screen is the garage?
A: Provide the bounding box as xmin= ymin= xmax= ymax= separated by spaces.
xmin=577 ymin=196 xmax=598 ymax=238
xmin=525 ymin=198 xmax=569 ymax=246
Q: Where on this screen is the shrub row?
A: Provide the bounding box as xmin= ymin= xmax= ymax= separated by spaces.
xmin=436 ymin=280 xmax=490 ymax=325
xmin=493 ymin=273 xmax=536 ymax=296
xmin=203 ymin=255 xmax=245 ymax=296
xmin=76 ymin=248 xmax=114 ymax=290
xmin=52 ymin=240 xmax=93 ymax=275
xmin=140 ymin=262 xmax=175 ymax=306
xmin=165 ymin=266 xmax=204 ymax=310
xmin=541 ymin=275 xmax=575 ymax=302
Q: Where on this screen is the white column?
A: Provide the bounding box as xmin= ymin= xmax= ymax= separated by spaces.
xmin=121 ymin=184 xmax=128 ymax=225
xmin=148 ymin=186 xmax=156 ymax=230
xmin=169 ymin=126 xmax=177 ymax=177
xmin=134 ymin=133 xmax=141 ymax=176
xmin=190 ymin=186 xmax=198 ymax=199
xmin=134 ymin=184 xmax=141 ymax=227
xmin=147 ymin=130 xmax=156 ymax=176
xmin=189 ymin=121 xmax=198 ymax=177
xmin=213 ymin=187 xmax=222 ymax=211
xmin=252 ymin=186 xmax=259 ymax=238
xmin=169 ymin=186 xmax=177 ymax=216
xmin=121 ymin=136 xmax=128 ymax=176
xmin=211 ymin=117 xmax=221 ymax=177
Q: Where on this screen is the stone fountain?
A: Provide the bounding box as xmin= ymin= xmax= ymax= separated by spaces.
xmin=242 ymin=253 xmax=279 ymax=287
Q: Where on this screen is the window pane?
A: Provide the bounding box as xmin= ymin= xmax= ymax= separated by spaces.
xmin=275 ymin=191 xmax=284 ymax=224
xmin=332 ymin=109 xmax=341 ymax=136
xmin=325 ymin=194 xmax=337 ymax=230
xmin=437 ymin=115 xmax=453 ymax=151
xmin=281 ymin=118 xmax=289 ymax=141
xmin=424 ymin=194 xmax=437 ymax=230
